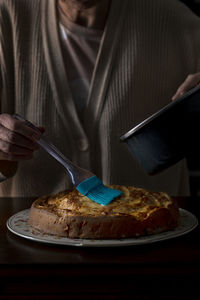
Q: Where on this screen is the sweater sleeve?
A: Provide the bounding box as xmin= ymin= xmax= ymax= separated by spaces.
xmin=169 ymin=0 xmax=200 ymax=72
xmin=0 ymin=3 xmax=18 ymax=182
xmin=0 ymin=64 xmax=18 ymax=183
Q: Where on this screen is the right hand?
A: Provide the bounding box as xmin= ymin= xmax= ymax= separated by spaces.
xmin=172 ymin=72 xmax=200 ymax=101
xmin=0 ymin=114 xmax=44 ymax=161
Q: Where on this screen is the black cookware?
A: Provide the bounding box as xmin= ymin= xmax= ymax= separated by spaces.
xmin=120 ymin=85 xmax=200 ymax=175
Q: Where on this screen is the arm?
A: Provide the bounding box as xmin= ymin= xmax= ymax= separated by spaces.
xmin=0 ymin=114 xmax=43 ymax=182
xmin=0 ymin=5 xmax=44 ymax=182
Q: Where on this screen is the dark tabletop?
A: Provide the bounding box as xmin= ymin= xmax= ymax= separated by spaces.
xmin=0 ymin=196 xmax=200 ymax=300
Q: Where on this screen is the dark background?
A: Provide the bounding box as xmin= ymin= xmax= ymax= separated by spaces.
xmin=180 ymin=0 xmax=200 ymax=16
xmin=178 ymin=1 xmax=200 ymax=196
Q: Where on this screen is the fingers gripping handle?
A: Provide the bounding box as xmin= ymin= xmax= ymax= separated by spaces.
xmin=12 ymin=114 xmax=91 ymax=185
xmin=12 ymin=113 xmax=74 ymax=170
xmin=12 ymin=114 xmax=41 ymax=133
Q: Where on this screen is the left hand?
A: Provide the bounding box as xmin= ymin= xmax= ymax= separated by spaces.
xmin=172 ymin=72 xmax=200 ymax=101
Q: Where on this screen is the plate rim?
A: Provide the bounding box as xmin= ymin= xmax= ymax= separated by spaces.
xmin=6 ymin=208 xmax=198 ymax=247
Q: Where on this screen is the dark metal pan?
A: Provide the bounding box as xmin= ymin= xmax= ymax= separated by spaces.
xmin=120 ymin=84 xmax=200 ymax=175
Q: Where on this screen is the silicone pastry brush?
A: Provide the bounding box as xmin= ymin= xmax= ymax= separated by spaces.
xmin=13 ymin=114 xmax=122 ymax=205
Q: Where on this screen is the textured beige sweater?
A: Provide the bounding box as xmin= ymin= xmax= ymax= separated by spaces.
xmin=1 ymin=0 xmax=200 ymax=197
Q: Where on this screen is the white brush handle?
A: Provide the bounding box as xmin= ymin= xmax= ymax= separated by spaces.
xmin=12 ymin=114 xmax=93 ymax=186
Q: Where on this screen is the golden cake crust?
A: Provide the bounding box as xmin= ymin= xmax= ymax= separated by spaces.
xmin=29 ymin=185 xmax=179 ymax=239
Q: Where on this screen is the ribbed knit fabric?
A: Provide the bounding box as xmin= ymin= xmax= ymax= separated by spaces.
xmin=1 ymin=0 xmax=200 ymax=197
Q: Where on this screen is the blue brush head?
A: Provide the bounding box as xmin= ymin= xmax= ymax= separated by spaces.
xmin=76 ymin=176 xmax=123 ymax=206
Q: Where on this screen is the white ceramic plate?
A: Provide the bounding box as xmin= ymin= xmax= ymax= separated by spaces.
xmin=6 ymin=208 xmax=198 ymax=247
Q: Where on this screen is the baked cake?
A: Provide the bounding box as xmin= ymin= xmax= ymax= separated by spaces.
xmin=29 ymin=185 xmax=179 ymax=239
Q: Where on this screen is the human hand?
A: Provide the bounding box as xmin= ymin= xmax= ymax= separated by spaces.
xmin=0 ymin=113 xmax=45 ymax=161
xmin=172 ymin=72 xmax=200 ymax=101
